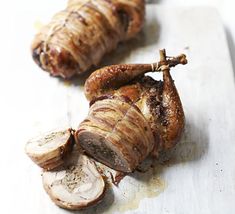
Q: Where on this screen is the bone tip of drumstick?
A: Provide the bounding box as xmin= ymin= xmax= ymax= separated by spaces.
xmin=159 ymin=49 xmax=166 ymax=61
xmin=179 ymin=54 xmax=188 ymax=65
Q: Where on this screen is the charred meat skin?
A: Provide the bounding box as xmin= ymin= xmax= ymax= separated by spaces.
xmin=31 ymin=0 xmax=145 ymax=78
xmin=76 ymin=50 xmax=187 ymax=172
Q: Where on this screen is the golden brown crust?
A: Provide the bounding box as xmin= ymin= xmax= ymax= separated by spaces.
xmin=160 ymin=69 xmax=185 ymax=149
xmin=76 ymin=97 xmax=154 ymax=172
xmin=84 ymin=52 xmax=187 ymax=101
xmin=31 ymin=0 xmax=145 ymax=78
xmin=117 ymin=74 xmax=185 ymax=152
xmin=84 ymin=64 xmax=152 ymax=101
xmin=82 ymin=50 xmax=187 ymax=159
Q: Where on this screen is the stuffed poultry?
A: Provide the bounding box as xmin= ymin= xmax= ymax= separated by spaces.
xmin=31 ymin=0 xmax=145 ymax=78
xmin=76 ymin=49 xmax=187 ymax=172
xmin=25 ymin=49 xmax=187 ymax=210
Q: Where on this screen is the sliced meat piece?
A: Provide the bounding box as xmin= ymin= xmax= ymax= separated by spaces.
xmin=42 ymin=147 xmax=106 ymax=210
xmin=25 ymin=128 xmax=74 ymax=170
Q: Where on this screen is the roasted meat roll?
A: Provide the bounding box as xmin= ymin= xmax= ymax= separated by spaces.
xmin=77 ymin=96 xmax=155 ymax=172
xmin=76 ymin=50 xmax=187 ymax=172
xmin=31 ymin=0 xmax=145 ymax=78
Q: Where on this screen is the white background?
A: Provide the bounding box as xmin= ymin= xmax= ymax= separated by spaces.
xmin=148 ymin=0 xmax=235 ymax=75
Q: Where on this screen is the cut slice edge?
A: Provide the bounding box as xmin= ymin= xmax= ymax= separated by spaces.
xmin=42 ymin=148 xmax=106 ymax=210
xmin=25 ymin=128 xmax=74 ymax=170
xmin=76 ymin=129 xmax=132 ymax=173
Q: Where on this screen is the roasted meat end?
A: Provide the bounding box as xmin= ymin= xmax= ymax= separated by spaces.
xmin=75 ymin=98 xmax=154 ymax=173
xmin=76 ymin=130 xmax=131 ymax=172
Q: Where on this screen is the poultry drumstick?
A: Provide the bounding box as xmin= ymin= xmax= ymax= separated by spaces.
xmin=25 ymin=49 xmax=187 ymax=210
xmin=31 ymin=0 xmax=145 ymax=78
xmin=76 ymin=49 xmax=187 ymax=172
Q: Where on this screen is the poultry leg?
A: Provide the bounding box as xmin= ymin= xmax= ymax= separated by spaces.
xmin=84 ymin=52 xmax=187 ymax=100
xmin=76 ymin=50 xmax=187 ymax=172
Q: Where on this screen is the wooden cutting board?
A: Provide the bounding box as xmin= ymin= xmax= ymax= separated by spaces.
xmin=1 ymin=4 xmax=235 ymax=214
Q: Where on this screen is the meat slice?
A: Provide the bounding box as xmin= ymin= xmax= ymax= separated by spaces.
xmin=25 ymin=128 xmax=74 ymax=170
xmin=42 ymin=147 xmax=106 ymax=210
